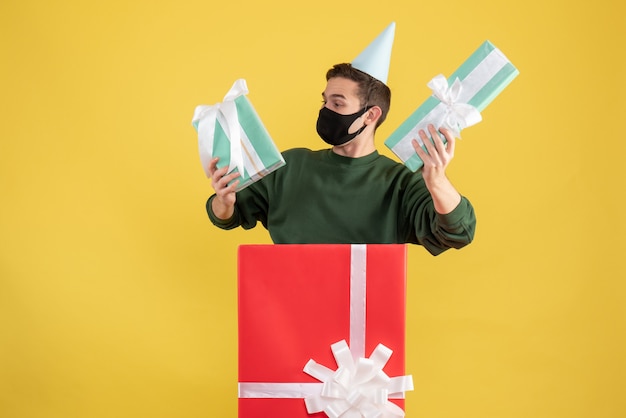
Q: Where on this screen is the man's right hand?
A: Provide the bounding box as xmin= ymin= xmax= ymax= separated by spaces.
xmin=208 ymin=157 xmax=240 ymax=220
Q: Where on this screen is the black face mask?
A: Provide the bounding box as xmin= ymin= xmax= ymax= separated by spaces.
xmin=316 ymin=106 xmax=371 ymax=146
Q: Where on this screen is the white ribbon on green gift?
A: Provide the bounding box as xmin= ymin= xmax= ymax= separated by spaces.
xmin=192 ymin=79 xmax=248 ymax=178
xmin=427 ymin=74 xmax=482 ymax=139
xmin=238 ymin=245 xmax=414 ymax=417
xmin=390 ymin=45 xmax=512 ymax=164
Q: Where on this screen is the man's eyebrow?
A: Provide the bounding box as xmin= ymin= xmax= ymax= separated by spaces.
xmin=321 ymin=92 xmax=347 ymax=100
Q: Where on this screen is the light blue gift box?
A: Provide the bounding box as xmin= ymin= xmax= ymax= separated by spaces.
xmin=192 ymin=79 xmax=285 ymax=191
xmin=384 ymin=41 xmax=519 ymax=171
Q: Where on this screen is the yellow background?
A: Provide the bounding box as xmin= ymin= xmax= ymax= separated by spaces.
xmin=1 ymin=0 xmax=624 ymax=417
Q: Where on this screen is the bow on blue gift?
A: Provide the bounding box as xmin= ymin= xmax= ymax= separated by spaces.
xmin=427 ymin=74 xmax=482 ymax=139
xmin=192 ymin=79 xmax=248 ymax=178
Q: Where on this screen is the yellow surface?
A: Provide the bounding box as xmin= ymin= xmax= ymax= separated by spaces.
xmin=1 ymin=0 xmax=625 ymax=417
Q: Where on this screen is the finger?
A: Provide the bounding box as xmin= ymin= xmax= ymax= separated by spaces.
xmin=214 ymin=165 xmax=231 ymax=182
xmin=223 ymin=171 xmax=241 ymax=185
xmin=428 ymin=125 xmax=446 ymax=152
xmin=412 ymin=138 xmax=427 ymax=159
xmin=418 ymin=128 xmax=442 ymax=164
xmin=211 ymin=166 xmax=228 ymax=189
xmin=224 ymin=179 xmax=240 ymax=192
xmin=425 ymin=127 xmax=439 ymax=145
xmin=439 ymin=127 xmax=456 ymax=156
xmin=215 ymin=171 xmax=240 ymax=191
xmin=412 ymin=130 xmax=432 ymax=159
xmin=216 ymin=176 xmax=238 ymax=191
xmin=207 ymin=157 xmax=220 ymax=177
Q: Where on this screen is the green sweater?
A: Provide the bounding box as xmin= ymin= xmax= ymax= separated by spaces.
xmin=207 ymin=148 xmax=476 ymax=255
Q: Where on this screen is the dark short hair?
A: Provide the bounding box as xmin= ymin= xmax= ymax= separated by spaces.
xmin=326 ymin=63 xmax=391 ymax=128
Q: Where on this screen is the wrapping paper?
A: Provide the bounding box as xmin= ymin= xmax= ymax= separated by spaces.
xmin=384 ymin=40 xmax=519 ymax=171
xmin=237 ymin=244 xmax=410 ymax=417
xmin=192 ymin=79 xmax=285 ymax=191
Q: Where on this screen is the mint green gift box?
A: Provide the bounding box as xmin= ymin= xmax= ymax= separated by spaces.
xmin=384 ymin=41 xmax=519 ymax=172
xmin=192 ymin=79 xmax=285 ymax=191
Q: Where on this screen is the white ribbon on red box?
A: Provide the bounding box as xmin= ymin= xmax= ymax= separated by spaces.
xmin=303 ymin=340 xmax=413 ymax=417
xmin=238 ymin=245 xmax=414 ymax=417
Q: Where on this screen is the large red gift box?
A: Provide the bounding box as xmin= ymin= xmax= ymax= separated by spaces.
xmin=237 ymin=244 xmax=410 ymax=417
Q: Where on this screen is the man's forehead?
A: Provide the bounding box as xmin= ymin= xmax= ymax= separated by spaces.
xmin=322 ymin=77 xmax=360 ymax=99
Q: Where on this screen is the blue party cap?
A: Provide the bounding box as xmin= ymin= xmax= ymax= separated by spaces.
xmin=351 ymin=22 xmax=396 ymax=84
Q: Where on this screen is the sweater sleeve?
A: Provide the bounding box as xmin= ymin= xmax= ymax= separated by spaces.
xmin=422 ymin=196 xmax=476 ymax=255
xmin=205 ymin=180 xmax=271 ymax=231
xmin=206 ymin=195 xmax=239 ymax=230
xmin=402 ymin=174 xmax=476 ymax=255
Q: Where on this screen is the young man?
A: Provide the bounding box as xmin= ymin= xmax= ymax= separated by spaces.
xmin=205 ymin=63 xmax=476 ymax=255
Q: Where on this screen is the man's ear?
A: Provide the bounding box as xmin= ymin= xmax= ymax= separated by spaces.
xmin=364 ymin=106 xmax=383 ymax=126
